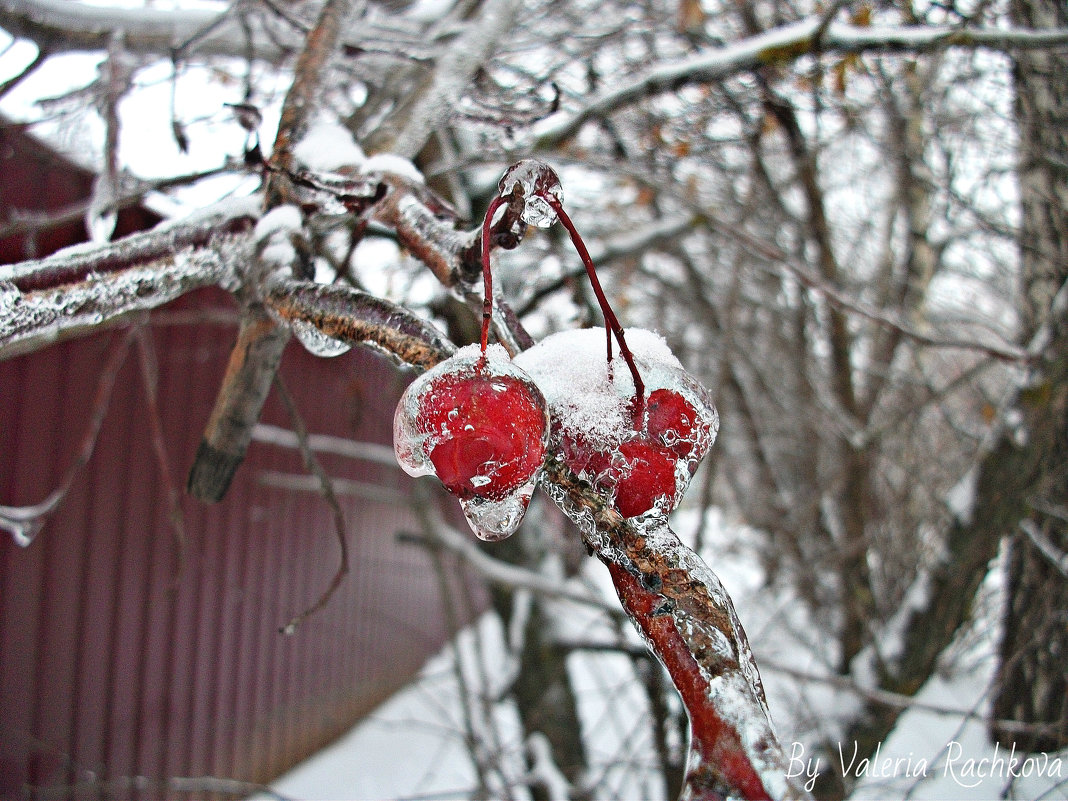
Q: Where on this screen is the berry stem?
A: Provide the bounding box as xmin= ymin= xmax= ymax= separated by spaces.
xmin=480 ymin=194 xmax=508 ymax=354
xmin=546 ymin=195 xmax=646 ymax=423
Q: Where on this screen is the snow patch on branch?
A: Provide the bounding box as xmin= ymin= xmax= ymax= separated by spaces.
xmin=292 ymin=118 xmax=366 ymax=171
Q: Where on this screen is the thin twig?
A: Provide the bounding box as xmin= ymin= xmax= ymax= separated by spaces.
xmin=273 ymin=373 xmax=350 ymax=635
xmin=133 ymin=322 xmax=188 ymax=583
xmin=0 ymin=326 xmax=135 ymax=545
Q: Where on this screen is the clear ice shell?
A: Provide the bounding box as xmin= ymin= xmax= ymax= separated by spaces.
xmin=291 ymin=319 xmax=352 ymax=357
xmin=520 ymin=194 xmax=558 ymax=228
xmin=392 ymin=344 xmax=549 ymax=535
xmin=497 ymin=159 xmax=564 ymax=229
xmin=393 ymin=387 xmax=434 ymax=477
xmin=460 ymin=483 xmax=535 ymax=541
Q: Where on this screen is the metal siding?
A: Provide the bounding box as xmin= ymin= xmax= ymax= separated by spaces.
xmin=0 ymin=288 xmax=477 ymax=798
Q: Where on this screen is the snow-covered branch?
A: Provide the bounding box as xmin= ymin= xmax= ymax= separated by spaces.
xmin=0 ymin=0 xmax=279 ymax=59
xmin=532 ymin=18 xmax=1068 ymax=147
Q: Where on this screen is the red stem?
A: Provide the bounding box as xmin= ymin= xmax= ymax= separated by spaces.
xmin=480 ymin=194 xmax=508 ymax=354
xmin=547 ymin=196 xmax=645 ymax=423
xmin=607 ymin=560 xmax=774 ymax=801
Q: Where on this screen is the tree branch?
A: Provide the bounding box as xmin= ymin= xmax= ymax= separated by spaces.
xmin=0 ymin=205 xmax=255 ymax=360
xmin=531 ymin=18 xmax=1068 ymax=147
xmin=187 ymin=0 xmax=355 ymax=502
xmin=540 ymin=458 xmax=812 ymax=801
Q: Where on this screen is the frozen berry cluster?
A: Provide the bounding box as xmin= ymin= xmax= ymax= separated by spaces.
xmin=393 ymin=160 xmax=717 ymax=540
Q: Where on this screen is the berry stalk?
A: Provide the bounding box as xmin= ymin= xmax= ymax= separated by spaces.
xmin=479 ymin=194 xmax=509 ymax=355
xmin=546 ymin=195 xmax=646 ymax=422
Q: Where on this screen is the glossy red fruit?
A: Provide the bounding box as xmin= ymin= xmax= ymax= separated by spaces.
xmin=418 ymin=370 xmax=548 ymax=501
xmin=600 ymin=440 xmax=678 ymax=518
xmin=646 ymin=388 xmax=701 ymax=458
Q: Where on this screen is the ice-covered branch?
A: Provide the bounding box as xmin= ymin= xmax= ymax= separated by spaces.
xmin=381 ymin=0 xmax=523 ymax=159
xmin=540 ymin=458 xmax=812 ymax=801
xmin=532 ymin=18 xmax=1068 ymax=147
xmin=0 ymin=206 xmax=256 ymax=359
xmin=264 ymin=277 xmax=455 ymax=369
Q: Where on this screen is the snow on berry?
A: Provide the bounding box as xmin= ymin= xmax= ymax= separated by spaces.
xmin=393 ymin=344 xmax=549 ymax=540
xmin=514 ymin=327 xmax=718 ymax=518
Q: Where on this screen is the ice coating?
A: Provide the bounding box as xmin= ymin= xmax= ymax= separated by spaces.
xmin=290 ymin=318 xmax=352 ymax=358
xmin=515 ymin=327 xmax=718 ymax=517
xmin=497 ymin=159 xmax=564 ymax=228
xmin=0 ymin=281 xmax=20 ymax=315
xmin=460 ymin=485 xmax=535 ymax=541
xmin=393 ymin=344 xmax=550 ymax=537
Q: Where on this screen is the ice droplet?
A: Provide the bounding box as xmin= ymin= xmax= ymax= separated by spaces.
xmin=521 ymin=194 xmax=558 ymax=228
xmin=0 ymin=281 xmax=21 ymax=314
xmin=291 ymin=319 xmax=351 ymax=357
xmin=497 ymin=159 xmax=563 ymax=228
xmin=2 ymin=516 xmax=44 ymax=548
xmin=460 ymin=485 xmax=534 ymax=541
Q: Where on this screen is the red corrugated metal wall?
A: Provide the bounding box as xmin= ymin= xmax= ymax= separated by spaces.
xmin=0 ymin=288 xmax=472 ymax=798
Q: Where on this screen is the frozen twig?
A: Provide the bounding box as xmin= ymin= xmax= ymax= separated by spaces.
xmin=273 ymin=374 xmax=350 ymax=635
xmin=0 ymin=326 xmax=134 ymax=545
xmin=264 ymin=277 xmax=455 ymax=369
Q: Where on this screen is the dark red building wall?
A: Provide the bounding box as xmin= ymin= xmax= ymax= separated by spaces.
xmin=0 ymin=118 xmax=161 ymax=260
xmin=0 ymin=290 xmax=470 ymax=797
xmin=0 ymin=121 xmax=474 ymax=798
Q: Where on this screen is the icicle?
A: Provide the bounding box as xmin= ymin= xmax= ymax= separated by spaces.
xmin=290 ymin=319 xmax=352 ymax=357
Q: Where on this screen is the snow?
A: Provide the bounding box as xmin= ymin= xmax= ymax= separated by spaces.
xmin=221 ymin=502 xmax=1068 ymax=801
xmin=946 ymin=466 xmax=979 ymax=526
xmin=362 ymin=153 xmax=424 ymax=183
xmin=513 ymin=327 xmax=681 ymax=448
xmin=292 ymin=119 xmax=366 ymax=172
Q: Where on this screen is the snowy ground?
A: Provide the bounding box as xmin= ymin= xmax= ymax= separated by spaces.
xmin=250 ymin=507 xmax=1067 ymax=801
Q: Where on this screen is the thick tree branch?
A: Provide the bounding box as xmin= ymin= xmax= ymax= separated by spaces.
xmin=0 ymin=206 xmax=255 ymax=360
xmin=187 ymin=0 xmax=354 ymax=502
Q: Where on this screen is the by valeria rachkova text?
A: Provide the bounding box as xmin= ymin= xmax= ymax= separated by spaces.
xmin=786 ymin=740 xmax=1065 ymax=793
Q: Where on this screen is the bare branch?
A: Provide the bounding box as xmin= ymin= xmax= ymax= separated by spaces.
xmin=273 ymin=373 xmax=350 ymax=635
xmin=0 ymin=325 xmax=133 ymax=544
xmin=532 ymin=18 xmax=1068 ymax=147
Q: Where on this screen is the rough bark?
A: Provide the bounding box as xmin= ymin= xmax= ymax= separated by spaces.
xmin=990 ymin=0 xmax=1068 ymax=753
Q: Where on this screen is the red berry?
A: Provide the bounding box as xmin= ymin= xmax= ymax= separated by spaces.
xmin=646 ymin=388 xmax=701 ymax=458
xmin=418 ymin=370 xmax=547 ymax=501
xmin=603 ymin=440 xmax=678 ymax=518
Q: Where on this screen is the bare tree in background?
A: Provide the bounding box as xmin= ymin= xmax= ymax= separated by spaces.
xmin=1 ymin=0 xmax=1067 ymax=798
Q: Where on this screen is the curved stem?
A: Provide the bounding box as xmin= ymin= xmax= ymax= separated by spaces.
xmin=480 ymin=194 xmax=508 ymax=354
xmin=547 ymin=196 xmax=646 ymax=422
